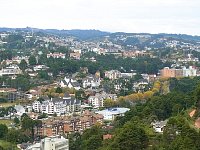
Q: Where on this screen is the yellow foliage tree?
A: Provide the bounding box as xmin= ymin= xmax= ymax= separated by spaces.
xmin=137 ymin=93 xmax=144 ymax=100
xmin=143 ymin=91 xmax=154 ymax=100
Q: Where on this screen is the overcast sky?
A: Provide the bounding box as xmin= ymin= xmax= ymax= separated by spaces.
xmin=1 ymin=0 xmax=200 ymax=35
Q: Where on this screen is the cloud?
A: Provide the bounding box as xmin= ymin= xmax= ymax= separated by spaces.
xmin=0 ymin=0 xmax=200 ymax=35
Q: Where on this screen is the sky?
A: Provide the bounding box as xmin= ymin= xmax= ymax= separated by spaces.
xmin=1 ymin=0 xmax=200 ymax=35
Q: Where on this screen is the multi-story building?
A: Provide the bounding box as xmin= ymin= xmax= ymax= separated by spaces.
xmin=34 ymin=110 xmax=103 ymax=137
xmin=88 ymin=92 xmax=117 ymax=108
xmin=32 ymin=93 xmax=81 ymax=115
xmin=182 ymin=66 xmax=197 ymax=77
xmin=160 ymin=66 xmax=197 ymax=78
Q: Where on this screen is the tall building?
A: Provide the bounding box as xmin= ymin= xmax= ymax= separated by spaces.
xmin=160 ymin=66 xmax=197 ymax=78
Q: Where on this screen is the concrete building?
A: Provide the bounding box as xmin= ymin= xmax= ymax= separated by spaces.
xmin=26 ymin=136 xmax=69 ymax=150
xmin=182 ymin=66 xmax=197 ymax=77
xmin=95 ymin=107 xmax=130 ymax=121
xmin=32 ymin=93 xmax=81 ymax=115
xmin=160 ymin=66 xmax=197 ymax=78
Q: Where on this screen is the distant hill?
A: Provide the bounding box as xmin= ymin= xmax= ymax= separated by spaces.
xmin=1 ymin=27 xmax=200 ymax=42
xmin=0 ymin=27 xmax=110 ymax=40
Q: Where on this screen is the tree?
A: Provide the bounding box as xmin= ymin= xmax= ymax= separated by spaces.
xmin=104 ymin=99 xmax=116 ymax=108
xmin=110 ymin=122 xmax=148 ymax=150
xmin=6 ymin=129 xmax=30 ymax=143
xmin=28 ymin=55 xmax=37 ymax=65
xmin=37 ymin=70 xmax=50 ymax=80
xmin=19 ymin=59 xmax=28 ymax=71
xmin=0 ymin=124 xmax=8 ymax=138
xmin=81 ymin=126 xmax=103 ymax=150
xmin=14 ymin=117 xmax=20 ymax=124
xmin=0 ymin=108 xmax=6 ymax=117
xmin=143 ymin=91 xmax=154 ymax=100
xmin=6 ymin=106 xmax=16 ymax=120
xmin=55 ymin=87 xmax=63 ymax=94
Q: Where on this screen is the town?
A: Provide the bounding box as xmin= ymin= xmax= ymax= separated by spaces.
xmin=1 ymin=29 xmax=200 ymax=150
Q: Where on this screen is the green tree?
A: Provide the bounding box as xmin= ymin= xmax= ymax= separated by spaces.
xmin=81 ymin=126 xmax=103 ymax=150
xmin=37 ymin=70 xmax=50 ymax=80
xmin=6 ymin=106 xmax=16 ymax=120
xmin=0 ymin=124 xmax=8 ymax=139
xmin=19 ymin=59 xmax=28 ymax=71
xmin=55 ymin=87 xmax=63 ymax=94
xmin=110 ymin=122 xmax=148 ymax=150
xmin=28 ymin=55 xmax=37 ymax=65
xmin=14 ymin=117 xmax=20 ymax=124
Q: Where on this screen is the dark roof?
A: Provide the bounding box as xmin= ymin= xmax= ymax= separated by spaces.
xmin=61 ymin=80 xmax=67 ymax=85
xmin=71 ymin=82 xmax=80 ymax=87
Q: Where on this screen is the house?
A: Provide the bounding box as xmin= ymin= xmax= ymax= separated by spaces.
xmin=82 ymin=75 xmax=101 ymax=89
xmin=151 ymin=120 xmax=168 ymax=133
xmin=88 ymin=92 xmax=117 ymax=108
xmin=103 ymin=134 xmax=113 ymax=140
xmin=104 ymin=70 xmax=122 ymax=80
xmin=133 ymin=79 xmax=149 ymax=92
xmin=60 ymin=77 xmax=80 ymax=90
xmin=47 ymin=52 xmax=66 ymax=59
xmin=70 ymin=52 xmax=81 ymax=60
xmin=33 ymin=65 xmax=49 ymax=71
xmin=0 ymin=64 xmax=22 ymax=76
xmin=14 ymin=105 xmax=25 ymax=117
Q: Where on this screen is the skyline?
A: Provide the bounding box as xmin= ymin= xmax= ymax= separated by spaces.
xmin=1 ymin=0 xmax=200 ymax=35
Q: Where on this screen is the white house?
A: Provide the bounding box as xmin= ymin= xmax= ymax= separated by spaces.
xmin=60 ymin=77 xmax=80 ymax=90
xmin=33 ymin=65 xmax=49 ymax=71
xmin=14 ymin=105 xmax=25 ymax=117
xmin=47 ymin=53 xmax=66 ymax=59
xmin=0 ymin=64 xmax=22 ymax=76
xmin=104 ymin=70 xmax=122 ymax=80
xmin=151 ymin=120 xmax=168 ymax=133
xmin=82 ymin=75 xmax=101 ymax=89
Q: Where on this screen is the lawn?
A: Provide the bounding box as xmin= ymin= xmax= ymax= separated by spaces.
xmin=0 ymin=119 xmax=13 ymax=126
xmin=0 ymin=102 xmax=16 ymax=108
xmin=0 ymin=140 xmax=19 ymax=150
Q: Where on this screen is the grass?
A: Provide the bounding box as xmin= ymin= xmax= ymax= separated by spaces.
xmin=0 ymin=119 xmax=13 ymax=126
xmin=0 ymin=140 xmax=19 ymax=150
xmin=0 ymin=102 xmax=16 ymax=108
